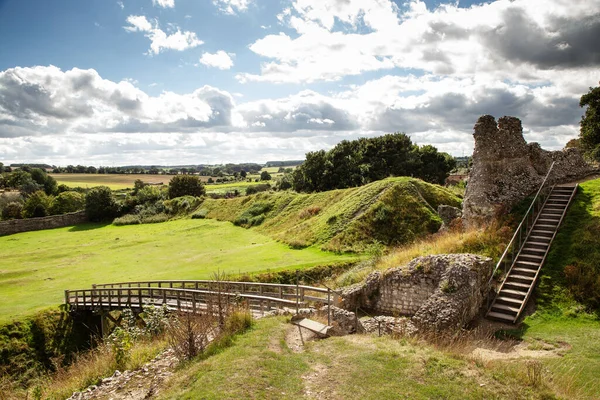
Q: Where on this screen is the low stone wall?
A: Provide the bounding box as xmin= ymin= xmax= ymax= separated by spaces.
xmin=341 ymin=254 xmax=493 ymax=331
xmin=0 ymin=211 xmax=87 ymax=236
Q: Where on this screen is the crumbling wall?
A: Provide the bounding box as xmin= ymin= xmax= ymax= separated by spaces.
xmin=462 ymin=115 xmax=595 ymax=224
xmin=341 ymin=254 xmax=493 ymax=331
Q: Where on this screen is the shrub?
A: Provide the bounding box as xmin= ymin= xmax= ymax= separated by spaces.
xmin=299 ymin=206 xmax=321 ymax=219
xmin=50 ymin=191 xmax=85 ymax=215
xmin=245 ymin=183 xmax=270 ymax=195
xmin=233 ymin=202 xmax=272 ymax=227
xmin=168 ymin=175 xmax=205 ymax=199
xmin=140 ymin=213 xmax=169 ymax=224
xmin=1 ymin=202 xmax=23 ymax=220
xmin=22 ymin=191 xmax=53 ymax=218
xmin=191 ymin=208 xmax=209 ymax=219
xmin=136 ymin=185 xmax=165 ymax=204
xmin=85 ymin=186 xmax=120 ymax=222
xmin=260 ymin=171 xmax=271 ymax=181
xmin=113 ymin=214 xmax=141 ymax=226
xmin=164 ymin=196 xmax=203 ymax=215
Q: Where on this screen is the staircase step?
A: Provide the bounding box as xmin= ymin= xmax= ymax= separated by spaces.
xmin=516 ymin=260 xmax=541 ymax=267
xmin=293 ymin=318 xmax=331 ymax=337
xmin=492 ymin=303 xmax=520 ymax=313
xmin=504 ymin=280 xmax=532 ymax=289
xmin=520 ymin=247 xmax=546 ymax=254
xmin=495 ymin=296 xmax=524 ymax=305
xmin=537 ymin=218 xmax=559 ymax=224
xmin=508 ymin=274 xmax=535 ymax=281
xmin=512 ymin=267 xmax=538 ymax=275
xmin=487 ymin=311 xmax=515 ymax=322
xmin=541 ymin=209 xmax=563 ymax=214
xmin=519 ymin=253 xmax=544 ymax=261
xmin=500 ymin=289 xmax=528 ymax=297
xmin=534 ymin=224 xmax=558 ymax=230
xmin=528 ymin=235 xmax=551 ymax=242
xmin=524 ymin=241 xmax=549 ymax=248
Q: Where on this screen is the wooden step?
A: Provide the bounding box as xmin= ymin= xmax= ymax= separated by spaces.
xmin=515 ymin=260 xmax=541 ymax=267
xmin=511 ymin=267 xmax=537 ymax=275
xmin=541 ymin=209 xmax=563 ymax=214
xmin=499 ymin=289 xmax=528 ymax=298
xmin=293 ymin=318 xmax=331 ymax=337
xmin=492 ymin=303 xmax=520 ymax=313
xmin=504 ymin=281 xmax=531 ymax=290
xmin=537 ymin=218 xmax=559 ymax=224
xmin=524 ymin=241 xmax=549 ymax=248
xmin=495 ymin=296 xmax=523 ymax=305
xmin=508 ymin=274 xmax=535 ymax=281
xmin=520 ymin=247 xmax=546 ymax=254
xmin=519 ymin=253 xmax=544 ymax=261
xmin=528 ymin=235 xmax=551 ymax=242
xmin=487 ymin=311 xmax=515 ymax=322
xmin=534 ymin=224 xmax=558 ymax=230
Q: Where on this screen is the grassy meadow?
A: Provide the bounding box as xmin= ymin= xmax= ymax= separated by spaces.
xmin=0 ymin=218 xmax=357 ymax=324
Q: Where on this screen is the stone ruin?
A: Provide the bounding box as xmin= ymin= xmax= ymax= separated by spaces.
xmin=340 ymin=254 xmax=493 ymax=332
xmin=462 ymin=115 xmax=596 ymax=224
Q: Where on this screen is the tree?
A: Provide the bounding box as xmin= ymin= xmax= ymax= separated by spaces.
xmin=0 ymin=162 xmax=4 ymax=174
xmin=168 ymin=175 xmax=205 ymax=199
xmin=7 ymin=170 xmax=33 ymax=188
xmin=240 ymin=170 xmax=247 ymax=179
xmin=260 ymin=171 xmax=272 ymax=181
xmin=86 ymin=186 xmax=120 ymax=222
xmin=50 ymin=191 xmax=85 ymax=215
xmin=579 ymin=84 xmax=600 ymax=160
xmin=22 ymin=191 xmax=53 ymax=218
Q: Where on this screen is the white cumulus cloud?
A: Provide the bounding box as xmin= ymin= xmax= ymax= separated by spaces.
xmin=152 ymin=0 xmax=175 ymax=8
xmin=124 ymin=15 xmax=203 ymax=55
xmin=199 ymin=51 xmax=235 ymax=70
xmin=213 ymin=0 xmax=252 ymax=15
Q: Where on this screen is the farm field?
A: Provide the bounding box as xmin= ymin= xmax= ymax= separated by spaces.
xmin=51 ymin=172 xmax=277 ymax=193
xmin=51 ymin=173 xmax=168 ymax=190
xmin=0 ymin=219 xmax=357 ymax=324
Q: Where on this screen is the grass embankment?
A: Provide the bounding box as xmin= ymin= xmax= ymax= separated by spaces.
xmin=0 ymin=218 xmax=357 ymax=324
xmin=199 ymin=177 xmax=461 ymax=253
xmin=160 ymin=317 xmax=553 ymax=399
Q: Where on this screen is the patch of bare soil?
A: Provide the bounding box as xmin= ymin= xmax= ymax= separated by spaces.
xmin=471 ymin=340 xmax=571 ymax=361
xmin=303 ymin=364 xmax=336 ymax=400
xmin=284 ymin=324 xmax=318 ymax=353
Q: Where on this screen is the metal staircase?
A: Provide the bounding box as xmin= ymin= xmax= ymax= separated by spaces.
xmin=486 ymin=164 xmax=578 ymax=323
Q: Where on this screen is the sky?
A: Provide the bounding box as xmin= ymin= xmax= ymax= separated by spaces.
xmin=0 ymin=0 xmax=599 ymax=166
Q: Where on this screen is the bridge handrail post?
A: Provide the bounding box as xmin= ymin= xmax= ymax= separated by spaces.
xmin=327 ymin=288 xmax=331 ymax=326
xmin=138 ymin=288 xmax=142 ymax=309
xmin=295 ymin=270 xmax=299 ymax=313
xmin=65 ymin=290 xmax=70 ymax=306
xmin=162 ymin=289 xmax=166 ymax=305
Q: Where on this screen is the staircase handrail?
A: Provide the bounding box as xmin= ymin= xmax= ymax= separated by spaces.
xmin=488 ymin=161 xmax=556 ymax=288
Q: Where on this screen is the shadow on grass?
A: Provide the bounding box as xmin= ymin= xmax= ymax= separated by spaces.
xmin=68 ymin=222 xmax=111 ymax=232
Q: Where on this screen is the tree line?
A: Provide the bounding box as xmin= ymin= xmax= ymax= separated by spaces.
xmin=287 ymin=133 xmax=456 ymax=192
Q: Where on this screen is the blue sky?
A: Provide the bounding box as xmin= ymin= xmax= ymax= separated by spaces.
xmin=0 ymin=0 xmax=598 ymax=165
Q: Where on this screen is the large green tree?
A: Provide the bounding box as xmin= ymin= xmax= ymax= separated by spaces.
xmin=579 ymin=84 xmax=600 ymax=160
xmin=85 ymin=186 xmax=120 ymax=222
xmin=168 ymin=175 xmax=206 ymax=199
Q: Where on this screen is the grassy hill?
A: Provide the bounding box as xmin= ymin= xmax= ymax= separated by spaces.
xmin=198 ymin=177 xmax=462 ymax=253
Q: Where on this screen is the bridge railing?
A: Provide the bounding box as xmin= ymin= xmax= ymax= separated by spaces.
xmin=65 ymin=286 xmax=304 ymax=316
xmin=92 ymin=280 xmax=335 ymax=306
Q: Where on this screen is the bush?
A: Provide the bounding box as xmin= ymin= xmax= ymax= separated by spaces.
xmin=168 ymin=175 xmax=205 ymax=199
xmin=191 ymin=208 xmax=209 ymax=219
xmin=233 ymin=202 xmax=272 ymax=227
xmin=136 ymin=185 xmax=165 ymax=204
xmin=22 ymin=191 xmax=53 ymax=218
xmin=260 ymin=171 xmax=271 ymax=181
xmin=164 ymin=196 xmax=203 ymax=215
xmin=113 ymin=214 xmax=141 ymax=226
xmin=1 ymin=202 xmax=23 ymax=220
xmin=50 ymin=191 xmax=85 ymax=215
xmin=85 ymin=186 xmax=120 ymax=222
xmin=141 ymin=213 xmax=169 ymax=224
xmin=245 ymin=184 xmax=270 ymax=195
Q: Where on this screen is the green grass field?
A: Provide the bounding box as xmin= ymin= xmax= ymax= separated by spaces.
xmin=0 ymin=219 xmax=357 ymax=324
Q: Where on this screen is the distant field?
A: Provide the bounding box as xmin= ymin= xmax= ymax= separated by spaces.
xmin=0 ymin=219 xmax=357 ymax=324
xmin=51 ymin=173 xmax=168 ymax=190
xmin=51 ymin=173 xmax=278 ymax=192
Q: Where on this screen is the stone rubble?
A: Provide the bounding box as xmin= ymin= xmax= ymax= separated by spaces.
xmin=67 ymin=348 xmax=178 ymax=400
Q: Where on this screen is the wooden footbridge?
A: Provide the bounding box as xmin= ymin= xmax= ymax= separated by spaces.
xmin=65 ymin=279 xmax=336 ymax=323
xmin=487 ymin=162 xmax=578 ymax=323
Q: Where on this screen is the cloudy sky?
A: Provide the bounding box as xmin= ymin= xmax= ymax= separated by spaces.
xmin=0 ymin=0 xmax=599 ymax=166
